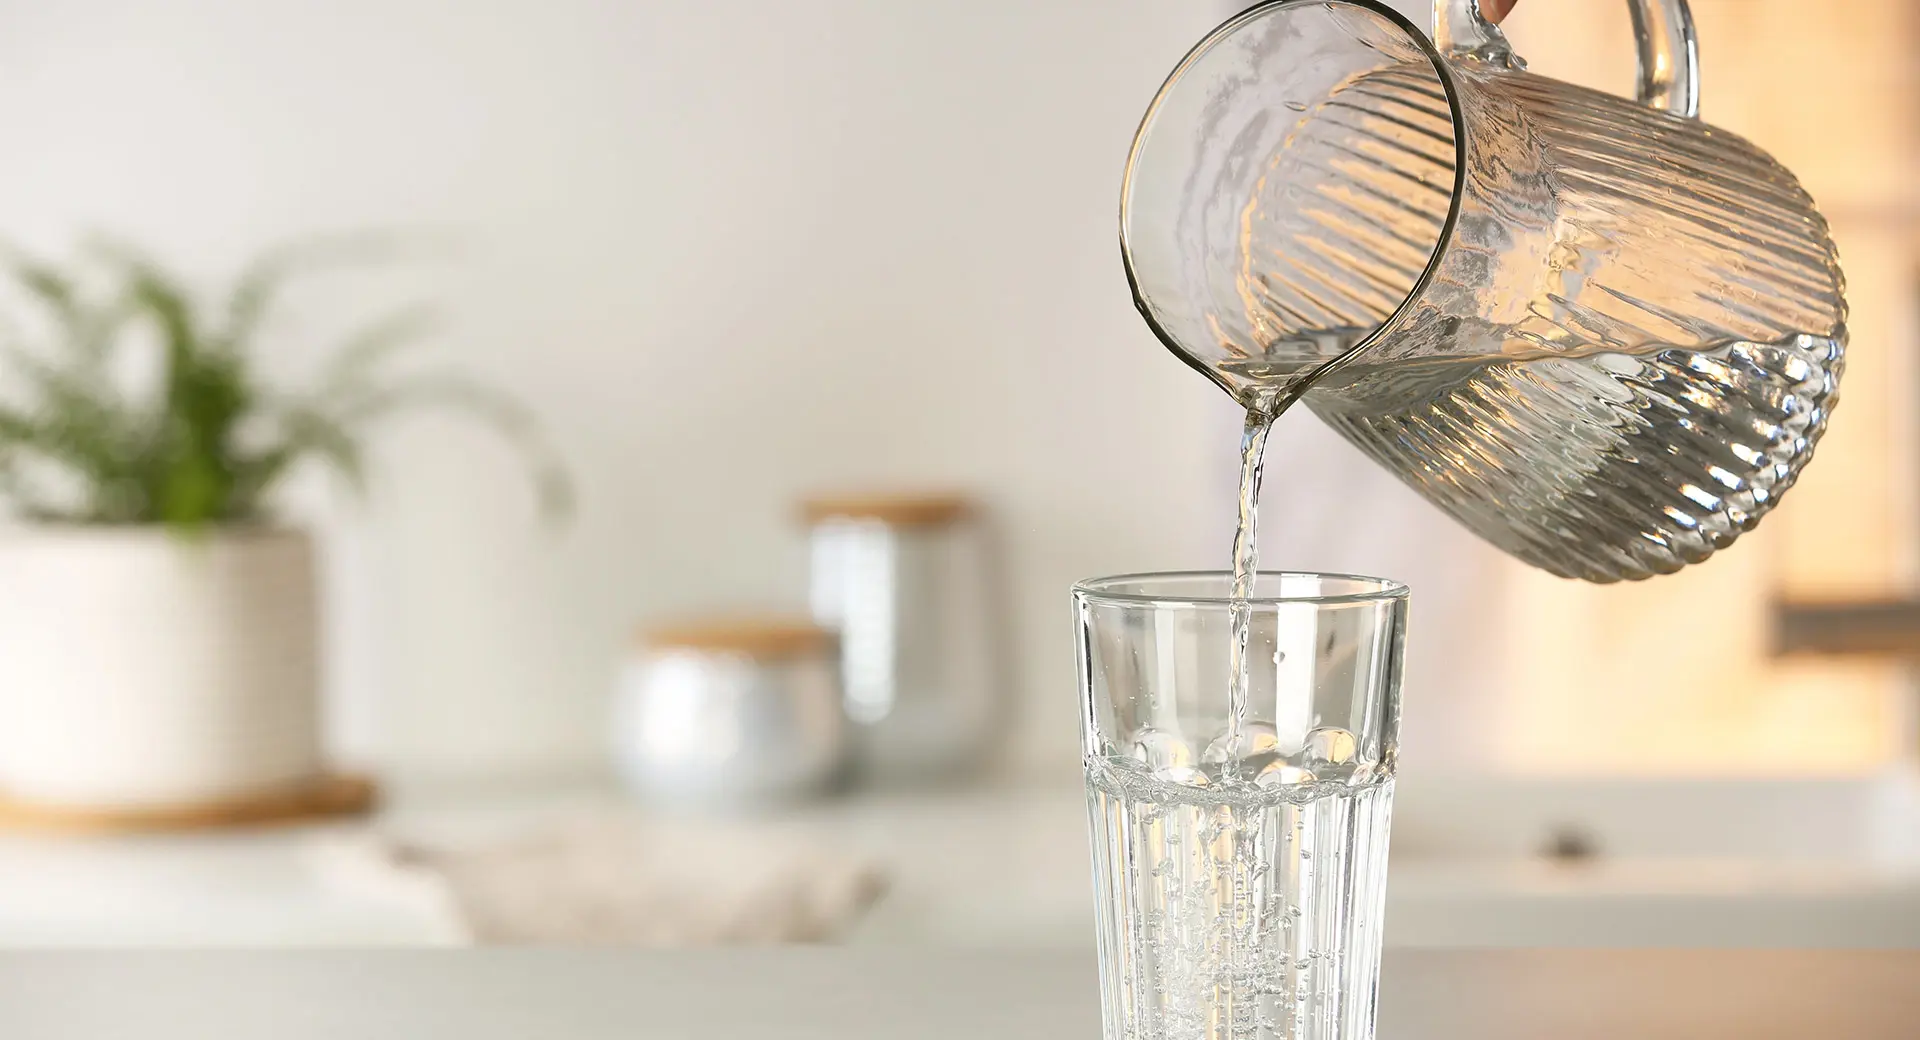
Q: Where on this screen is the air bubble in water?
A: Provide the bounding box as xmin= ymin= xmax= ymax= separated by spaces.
xmin=1304 ymin=726 xmax=1358 ymax=767
xmin=1256 ymin=762 xmax=1317 ymax=788
xmin=1202 ymin=721 xmax=1281 ymax=767
xmin=1159 ymin=765 xmax=1210 ymax=787
xmin=1129 ymin=728 xmax=1194 ymax=771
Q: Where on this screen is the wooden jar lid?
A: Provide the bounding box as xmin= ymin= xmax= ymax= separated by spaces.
xmin=799 ymin=493 xmax=973 ymax=528
xmin=642 ymin=618 xmax=835 ymax=660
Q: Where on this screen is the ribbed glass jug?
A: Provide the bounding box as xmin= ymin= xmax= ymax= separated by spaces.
xmin=1121 ymin=0 xmax=1846 ymax=582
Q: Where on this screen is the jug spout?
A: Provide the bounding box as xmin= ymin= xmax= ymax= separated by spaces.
xmin=1121 ymin=1 xmax=1460 ymax=410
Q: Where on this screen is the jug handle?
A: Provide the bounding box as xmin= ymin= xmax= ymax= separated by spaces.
xmin=1433 ymin=0 xmax=1700 ymax=118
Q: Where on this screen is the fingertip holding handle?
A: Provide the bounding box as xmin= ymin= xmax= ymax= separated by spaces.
xmin=1431 ymin=0 xmax=1512 ymax=62
xmin=1433 ymin=0 xmax=1700 ymax=118
xmin=1480 ymin=0 xmax=1517 ymax=22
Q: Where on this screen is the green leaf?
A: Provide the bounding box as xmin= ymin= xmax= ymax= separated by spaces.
xmin=0 ymin=242 xmax=139 ymax=364
xmin=0 ymin=344 xmax=142 ymax=501
xmin=319 ymin=305 xmax=438 ymax=396
xmin=340 ymin=373 xmax=574 ymax=521
xmin=3 ymin=253 xmax=82 ymax=329
xmin=224 ymin=231 xmax=419 ymax=350
xmin=157 ymin=450 xmax=225 ymax=528
xmin=0 ymin=402 xmax=38 ymax=445
xmin=229 ymin=403 xmax=367 ymax=515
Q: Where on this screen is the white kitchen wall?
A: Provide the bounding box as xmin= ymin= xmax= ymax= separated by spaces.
xmin=0 ymin=0 xmax=1521 ymax=784
xmin=0 ymin=0 xmax=1258 ymax=779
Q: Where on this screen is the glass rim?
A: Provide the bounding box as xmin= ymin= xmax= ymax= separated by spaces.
xmin=1073 ymin=570 xmax=1410 ymax=608
xmin=1117 ymin=0 xmax=1469 ymax=399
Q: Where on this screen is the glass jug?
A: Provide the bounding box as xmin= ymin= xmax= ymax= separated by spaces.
xmin=1121 ymin=0 xmax=1847 ymax=582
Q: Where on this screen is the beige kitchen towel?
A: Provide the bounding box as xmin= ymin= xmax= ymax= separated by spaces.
xmin=369 ymin=816 xmax=888 ymax=945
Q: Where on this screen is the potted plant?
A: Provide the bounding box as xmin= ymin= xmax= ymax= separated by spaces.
xmin=0 ymin=240 xmax=567 ymax=814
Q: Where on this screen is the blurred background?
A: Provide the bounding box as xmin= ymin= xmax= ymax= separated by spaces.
xmin=0 ymin=0 xmax=1913 ymax=947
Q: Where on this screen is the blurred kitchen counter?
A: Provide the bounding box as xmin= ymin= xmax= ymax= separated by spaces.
xmin=0 ymin=771 xmax=1100 ymax=947
xmin=0 ymin=949 xmax=1916 ymax=1038
xmin=1 ymin=770 xmax=1918 ymax=946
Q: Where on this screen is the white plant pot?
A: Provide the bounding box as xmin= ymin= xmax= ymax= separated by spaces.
xmin=0 ymin=526 xmax=323 ymax=809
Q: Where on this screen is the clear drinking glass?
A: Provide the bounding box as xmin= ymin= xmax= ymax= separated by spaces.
xmin=1076 ymin=573 xmax=1408 ymax=1040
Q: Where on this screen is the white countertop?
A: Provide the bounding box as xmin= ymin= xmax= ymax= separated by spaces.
xmin=2 ymin=771 xmax=1918 ymax=947
xmin=0 ymin=950 xmax=1915 ymax=1039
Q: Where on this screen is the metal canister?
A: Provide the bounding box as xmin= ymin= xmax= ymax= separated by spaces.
xmin=613 ymin=619 xmax=847 ymax=808
xmin=802 ymin=494 xmax=1000 ymax=782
